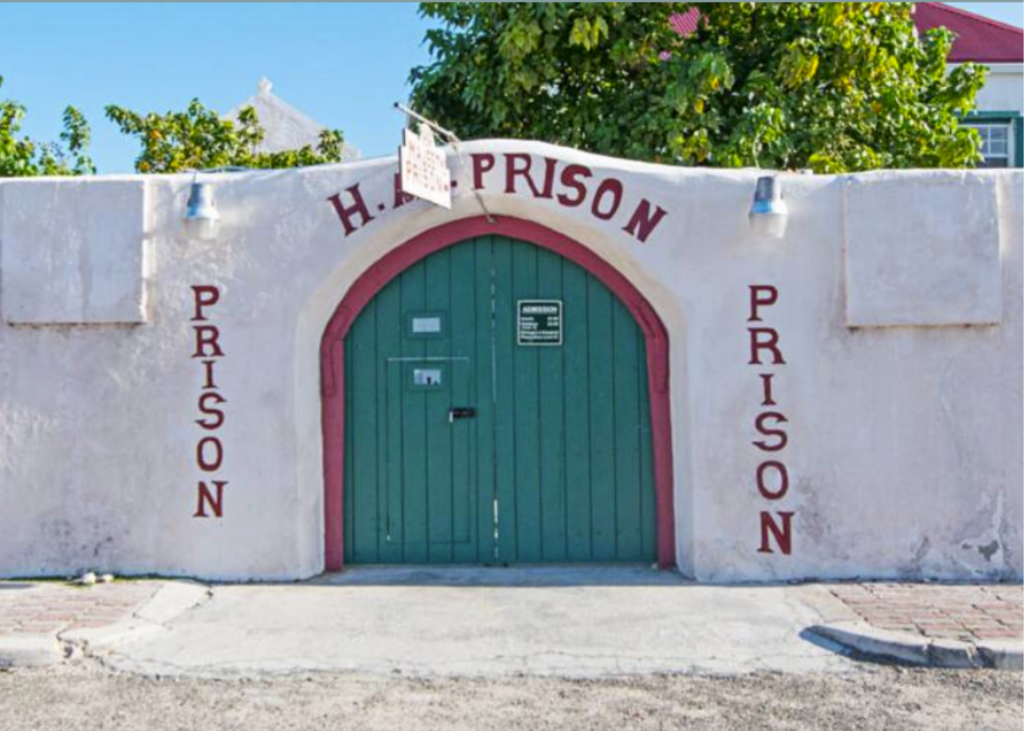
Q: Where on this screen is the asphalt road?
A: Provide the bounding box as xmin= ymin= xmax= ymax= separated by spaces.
xmin=1 ymin=664 xmax=1020 ymax=731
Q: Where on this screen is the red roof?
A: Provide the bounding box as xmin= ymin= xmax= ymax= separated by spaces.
xmin=670 ymin=3 xmax=1022 ymax=64
xmin=914 ymin=3 xmax=1022 ymax=63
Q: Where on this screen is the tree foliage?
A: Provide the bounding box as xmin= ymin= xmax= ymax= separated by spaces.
xmin=0 ymin=75 xmax=95 ymax=177
xmin=105 ymin=99 xmax=346 ymax=173
xmin=410 ymin=2 xmax=987 ymax=172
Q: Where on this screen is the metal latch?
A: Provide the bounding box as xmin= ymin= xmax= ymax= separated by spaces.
xmin=448 ymin=407 xmax=476 ymax=423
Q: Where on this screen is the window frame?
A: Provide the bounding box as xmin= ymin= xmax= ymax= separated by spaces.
xmin=962 ymin=111 xmax=1024 ymax=169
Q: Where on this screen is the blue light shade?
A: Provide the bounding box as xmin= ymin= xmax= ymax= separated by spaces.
xmin=184 ymin=182 xmax=220 ymax=241
xmin=749 ymin=176 xmax=788 ymax=239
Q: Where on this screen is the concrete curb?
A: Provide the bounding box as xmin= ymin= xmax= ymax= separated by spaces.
xmin=0 ymin=634 xmax=69 ymax=668
xmin=977 ymin=639 xmax=1024 ymax=671
xmin=60 ymin=581 xmax=210 ymax=656
xmin=808 ymin=620 xmax=1022 ymax=670
xmin=1 ymin=581 xmax=209 ymax=669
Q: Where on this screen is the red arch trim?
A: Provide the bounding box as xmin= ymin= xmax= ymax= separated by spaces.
xmin=320 ymin=216 xmax=676 ymax=569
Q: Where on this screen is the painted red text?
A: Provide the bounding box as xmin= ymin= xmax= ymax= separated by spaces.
xmin=327 ymin=152 xmax=669 ymax=244
xmin=747 ymin=285 xmax=794 ymax=556
xmin=191 ymin=285 xmax=228 ymax=518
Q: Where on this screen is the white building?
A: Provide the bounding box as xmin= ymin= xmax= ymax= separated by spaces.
xmin=915 ymin=2 xmax=1023 ymax=168
xmin=226 ymin=77 xmax=361 ymax=162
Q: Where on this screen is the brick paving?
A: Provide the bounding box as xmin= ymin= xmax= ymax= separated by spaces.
xmin=0 ymin=581 xmax=158 ymax=636
xmin=829 ymin=582 xmax=1023 ymax=643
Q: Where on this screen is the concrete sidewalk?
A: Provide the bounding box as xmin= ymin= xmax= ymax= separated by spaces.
xmin=0 ymin=579 xmax=206 ymax=668
xmin=3 ymin=569 xmax=1021 ymax=678
xmin=90 ymin=566 xmax=857 ymax=678
xmin=0 ymin=580 xmax=160 ymax=667
xmin=811 ymin=582 xmax=1023 ymax=670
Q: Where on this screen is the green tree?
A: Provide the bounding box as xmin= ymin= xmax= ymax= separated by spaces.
xmin=106 ymin=99 xmax=346 ymax=173
xmin=410 ymin=2 xmax=987 ymax=172
xmin=0 ymin=75 xmax=95 ymax=176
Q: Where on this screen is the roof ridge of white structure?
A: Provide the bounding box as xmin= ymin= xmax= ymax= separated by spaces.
xmin=224 ymin=77 xmax=361 ymax=161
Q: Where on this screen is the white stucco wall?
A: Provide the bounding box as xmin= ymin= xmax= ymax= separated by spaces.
xmin=971 ymin=64 xmax=1024 ymax=115
xmin=0 ymin=180 xmax=149 ymax=324
xmin=0 ymin=141 xmax=1020 ymax=582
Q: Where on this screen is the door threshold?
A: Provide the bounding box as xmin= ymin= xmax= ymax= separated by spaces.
xmin=314 ymin=564 xmax=685 ymax=587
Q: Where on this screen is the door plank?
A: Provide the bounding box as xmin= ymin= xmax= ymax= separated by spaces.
xmin=473 ymin=236 xmax=497 ymax=564
xmin=612 ymin=298 xmax=643 ymax=560
xmin=377 ymin=279 xmax=404 ymax=563
xmin=351 ymin=300 xmax=379 ymax=562
xmin=638 ymin=329 xmax=657 ymax=559
xmin=449 ymin=241 xmax=478 ymax=562
xmin=343 ymin=331 xmax=356 ymax=562
xmin=537 ymin=248 xmax=567 ymax=561
xmin=511 ymin=240 xmax=543 ymax=562
xmin=586 ymin=275 xmax=618 ymax=561
xmin=562 ymin=262 xmax=593 ymax=561
xmin=424 ymin=250 xmax=454 ymax=562
xmin=492 ymin=237 xmax=518 ymax=563
xmin=400 ymin=264 xmax=429 ymax=562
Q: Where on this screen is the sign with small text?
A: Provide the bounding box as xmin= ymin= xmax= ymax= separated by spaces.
xmin=517 ymin=300 xmax=563 ymax=346
xmin=398 ymin=126 xmax=451 ymax=209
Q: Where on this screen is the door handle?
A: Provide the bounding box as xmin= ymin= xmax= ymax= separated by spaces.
xmin=448 ymin=407 xmax=476 ymax=423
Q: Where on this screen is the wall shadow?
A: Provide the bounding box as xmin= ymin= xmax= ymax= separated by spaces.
xmin=304 ymin=564 xmax=690 ymax=588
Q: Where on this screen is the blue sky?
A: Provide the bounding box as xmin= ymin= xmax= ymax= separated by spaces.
xmin=0 ymin=2 xmax=1020 ymax=174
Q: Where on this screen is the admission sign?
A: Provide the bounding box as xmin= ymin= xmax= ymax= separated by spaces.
xmin=517 ymin=300 xmax=563 ymax=346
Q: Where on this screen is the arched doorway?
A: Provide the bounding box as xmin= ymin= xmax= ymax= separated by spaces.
xmin=321 ymin=217 xmax=675 ymax=569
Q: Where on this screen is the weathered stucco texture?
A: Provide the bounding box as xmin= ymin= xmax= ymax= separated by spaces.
xmin=1 ymin=179 xmax=148 ymax=325
xmin=844 ymin=171 xmax=1001 ymax=327
xmin=0 ymin=141 xmax=1020 ymax=582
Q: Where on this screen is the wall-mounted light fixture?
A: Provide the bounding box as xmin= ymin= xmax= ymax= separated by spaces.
xmin=183 ymin=177 xmax=221 ymax=241
xmin=748 ymin=175 xmax=788 ymax=239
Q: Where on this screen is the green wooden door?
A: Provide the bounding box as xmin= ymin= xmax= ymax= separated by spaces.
xmin=344 ymin=235 xmax=656 ymax=564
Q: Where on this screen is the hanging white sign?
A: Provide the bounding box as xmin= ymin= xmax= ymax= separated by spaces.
xmin=399 ymin=126 xmax=452 ymax=209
